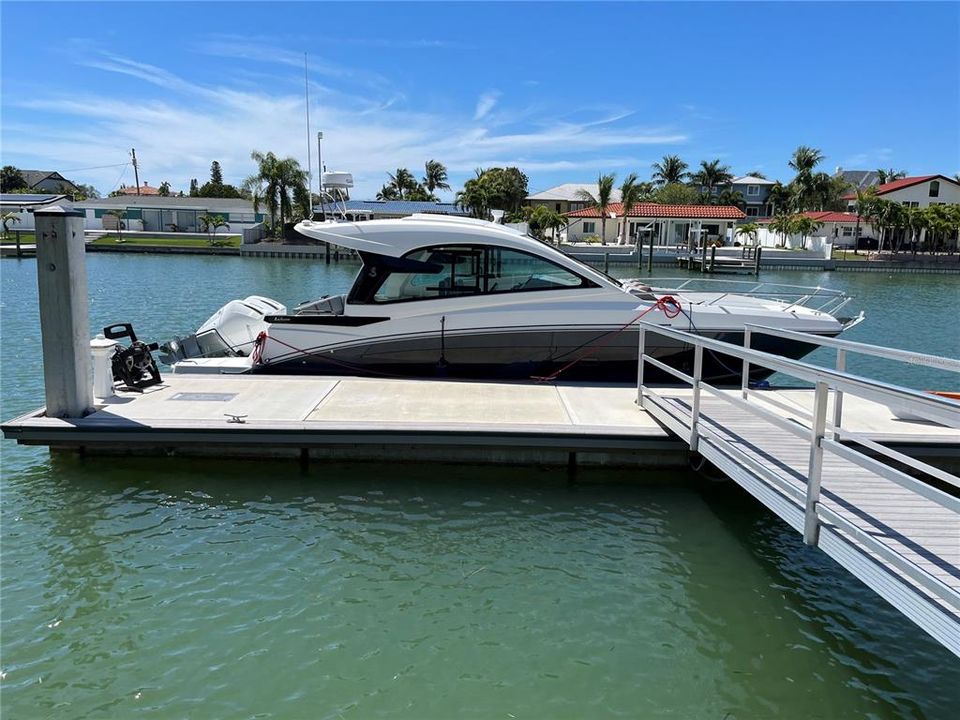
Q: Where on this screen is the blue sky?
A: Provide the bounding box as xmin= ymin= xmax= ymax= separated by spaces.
xmin=1 ymin=1 xmax=957 ymax=200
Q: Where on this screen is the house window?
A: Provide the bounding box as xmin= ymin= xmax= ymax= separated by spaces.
xmin=582 ymin=221 xmax=596 ymax=233
xmin=746 ymin=185 xmax=760 ymax=196
xmin=745 ymin=207 xmax=759 ymax=217
xmin=929 ymin=181 xmax=940 ymax=197
xmin=555 ymin=203 xmax=561 ymax=212
xmin=842 ymin=227 xmax=853 ymax=237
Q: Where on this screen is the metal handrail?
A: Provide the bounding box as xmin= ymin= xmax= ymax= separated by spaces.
xmin=640 ymin=322 xmax=960 ymax=428
xmin=636 ymin=322 xmax=960 ymax=556
xmin=742 ymin=322 xmax=959 ymax=444
xmin=745 ymin=323 xmax=960 ymax=373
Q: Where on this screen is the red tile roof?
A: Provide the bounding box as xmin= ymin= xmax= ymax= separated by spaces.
xmin=840 ymin=174 xmax=957 ymax=200
xmin=566 ymin=202 xmax=745 ymax=220
xmin=117 ymin=183 xmax=161 ymax=196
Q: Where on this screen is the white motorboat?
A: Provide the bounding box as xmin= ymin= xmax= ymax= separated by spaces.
xmin=161 ymin=214 xmax=862 ymax=383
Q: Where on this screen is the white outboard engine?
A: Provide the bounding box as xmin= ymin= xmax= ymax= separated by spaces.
xmin=160 ymin=295 xmax=286 ymax=363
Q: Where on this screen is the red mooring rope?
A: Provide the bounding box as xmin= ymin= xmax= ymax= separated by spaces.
xmin=530 ymin=295 xmax=683 ymax=382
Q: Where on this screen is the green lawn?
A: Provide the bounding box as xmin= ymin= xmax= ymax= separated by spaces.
xmin=0 ymin=233 xmax=36 ymax=245
xmin=832 ymin=249 xmax=871 ymax=261
xmin=92 ymin=234 xmax=241 ymax=248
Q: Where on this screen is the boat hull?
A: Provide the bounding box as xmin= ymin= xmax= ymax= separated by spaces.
xmin=253 ymin=327 xmax=831 ymax=384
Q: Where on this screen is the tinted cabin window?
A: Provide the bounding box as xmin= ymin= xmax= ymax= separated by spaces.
xmin=369 ymin=245 xmax=590 ymax=303
xmin=929 ymin=180 xmax=940 ymax=197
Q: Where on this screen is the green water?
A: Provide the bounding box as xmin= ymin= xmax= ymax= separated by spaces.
xmin=2 ymin=255 xmax=959 ymax=718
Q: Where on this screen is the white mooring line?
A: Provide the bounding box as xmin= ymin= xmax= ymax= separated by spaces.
xmin=637 ymin=321 xmax=960 ymax=656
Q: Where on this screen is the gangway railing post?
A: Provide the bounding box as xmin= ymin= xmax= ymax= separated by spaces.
xmin=690 ymin=344 xmax=704 ymax=452
xmin=741 ymin=327 xmax=752 ymax=400
xmin=636 ymin=326 xmax=646 ymax=408
xmin=833 ymin=349 xmax=846 ymax=439
xmin=803 ymin=381 xmax=829 ymax=545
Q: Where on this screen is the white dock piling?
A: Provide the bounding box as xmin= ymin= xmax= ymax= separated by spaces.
xmin=34 ymin=206 xmax=93 ymax=418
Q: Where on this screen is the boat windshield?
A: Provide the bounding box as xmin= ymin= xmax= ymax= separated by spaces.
xmin=349 ymin=245 xmax=598 ymax=304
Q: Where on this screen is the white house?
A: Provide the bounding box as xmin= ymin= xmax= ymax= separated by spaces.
xmin=565 ymin=202 xmax=746 ymax=246
xmin=72 ymin=196 xmax=265 ymax=232
xmin=758 ymin=211 xmax=874 ymax=250
xmin=527 ymin=183 xmax=623 ymax=215
xmin=842 ymin=174 xmax=960 ymax=210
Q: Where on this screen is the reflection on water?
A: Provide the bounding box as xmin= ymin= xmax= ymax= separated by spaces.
xmin=2 ymin=456 xmax=958 ymax=718
xmin=2 ymin=256 xmax=959 ymax=718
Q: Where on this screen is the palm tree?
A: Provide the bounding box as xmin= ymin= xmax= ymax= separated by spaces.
xmin=455 ymin=169 xmax=492 ymax=220
xmin=422 ymin=160 xmax=451 ymax=196
xmin=249 ymin=150 xmax=281 ymax=230
xmin=715 ymin=187 xmax=746 ymax=209
xmin=865 ymin=198 xmax=901 ymax=253
xmin=275 ymin=157 xmax=309 ymax=227
xmin=902 ymin=205 xmax=925 ymax=255
xmin=768 ymin=213 xmax=795 ymax=248
xmin=651 ymin=155 xmax=688 ymax=186
xmin=876 ymin=168 xmax=907 ymax=185
xmin=852 ymin=188 xmax=876 ymax=255
xmin=789 ymin=146 xmax=825 ymax=176
xmin=576 ymin=173 xmax=616 ymax=245
xmin=376 ymin=184 xmax=400 ymax=200
xmin=792 ymin=214 xmax=822 ymax=250
xmin=105 ymin=208 xmax=127 ymax=242
xmin=617 ymin=173 xmax=644 ymax=245
xmin=690 ymin=159 xmax=733 ymax=194
xmin=766 ymin=182 xmax=792 ymax=216
xmin=1 ymin=211 xmax=21 ymax=241
xmin=788 ymin=146 xmax=825 ymax=211
xmin=385 ymin=168 xmax=418 ymax=200
xmin=734 ymin=222 xmax=760 ymax=247
xmin=199 ymin=214 xmax=230 ymax=245
xmin=921 ymin=205 xmax=951 ymax=254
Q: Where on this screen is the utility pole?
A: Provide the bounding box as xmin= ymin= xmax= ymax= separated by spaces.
xmin=131 ymin=148 xmax=141 ymax=195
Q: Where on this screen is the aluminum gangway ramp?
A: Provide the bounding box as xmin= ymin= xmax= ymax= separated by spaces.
xmin=636 ymin=322 xmax=960 ymax=656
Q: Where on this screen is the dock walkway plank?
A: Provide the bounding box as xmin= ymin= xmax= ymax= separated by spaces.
xmin=646 ymin=391 xmax=960 ymax=656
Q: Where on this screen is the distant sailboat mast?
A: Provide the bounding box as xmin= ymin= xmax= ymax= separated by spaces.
xmin=304 ymin=52 xmax=313 ymax=218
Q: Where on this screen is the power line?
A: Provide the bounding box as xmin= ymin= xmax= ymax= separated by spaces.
xmin=60 ymin=162 xmax=132 ymax=173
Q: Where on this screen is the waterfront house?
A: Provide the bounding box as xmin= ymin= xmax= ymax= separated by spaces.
xmin=759 ymin=211 xmax=873 ymax=248
xmin=565 ymin=202 xmax=745 ymax=245
xmin=72 ymin=196 xmax=264 ymax=232
xmin=19 ymin=170 xmax=79 ymax=195
xmin=527 ymin=183 xmax=623 ymax=215
xmin=842 ymin=175 xmax=960 ymax=210
xmin=728 ymin=175 xmax=777 ymax=218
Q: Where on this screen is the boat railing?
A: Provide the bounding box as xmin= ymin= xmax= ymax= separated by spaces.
xmin=640 ymin=277 xmax=852 ymax=315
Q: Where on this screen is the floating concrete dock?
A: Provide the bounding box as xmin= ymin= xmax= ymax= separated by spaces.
xmin=5 ymin=204 xmax=960 ymax=658
xmin=3 ymin=375 xmax=957 ymax=464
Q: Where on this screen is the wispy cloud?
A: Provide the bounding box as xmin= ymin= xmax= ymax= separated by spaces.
xmin=4 ymin=49 xmax=689 ymax=199
xmin=474 ymin=91 xmax=500 ymax=121
xmin=841 ymin=147 xmax=894 ymax=168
